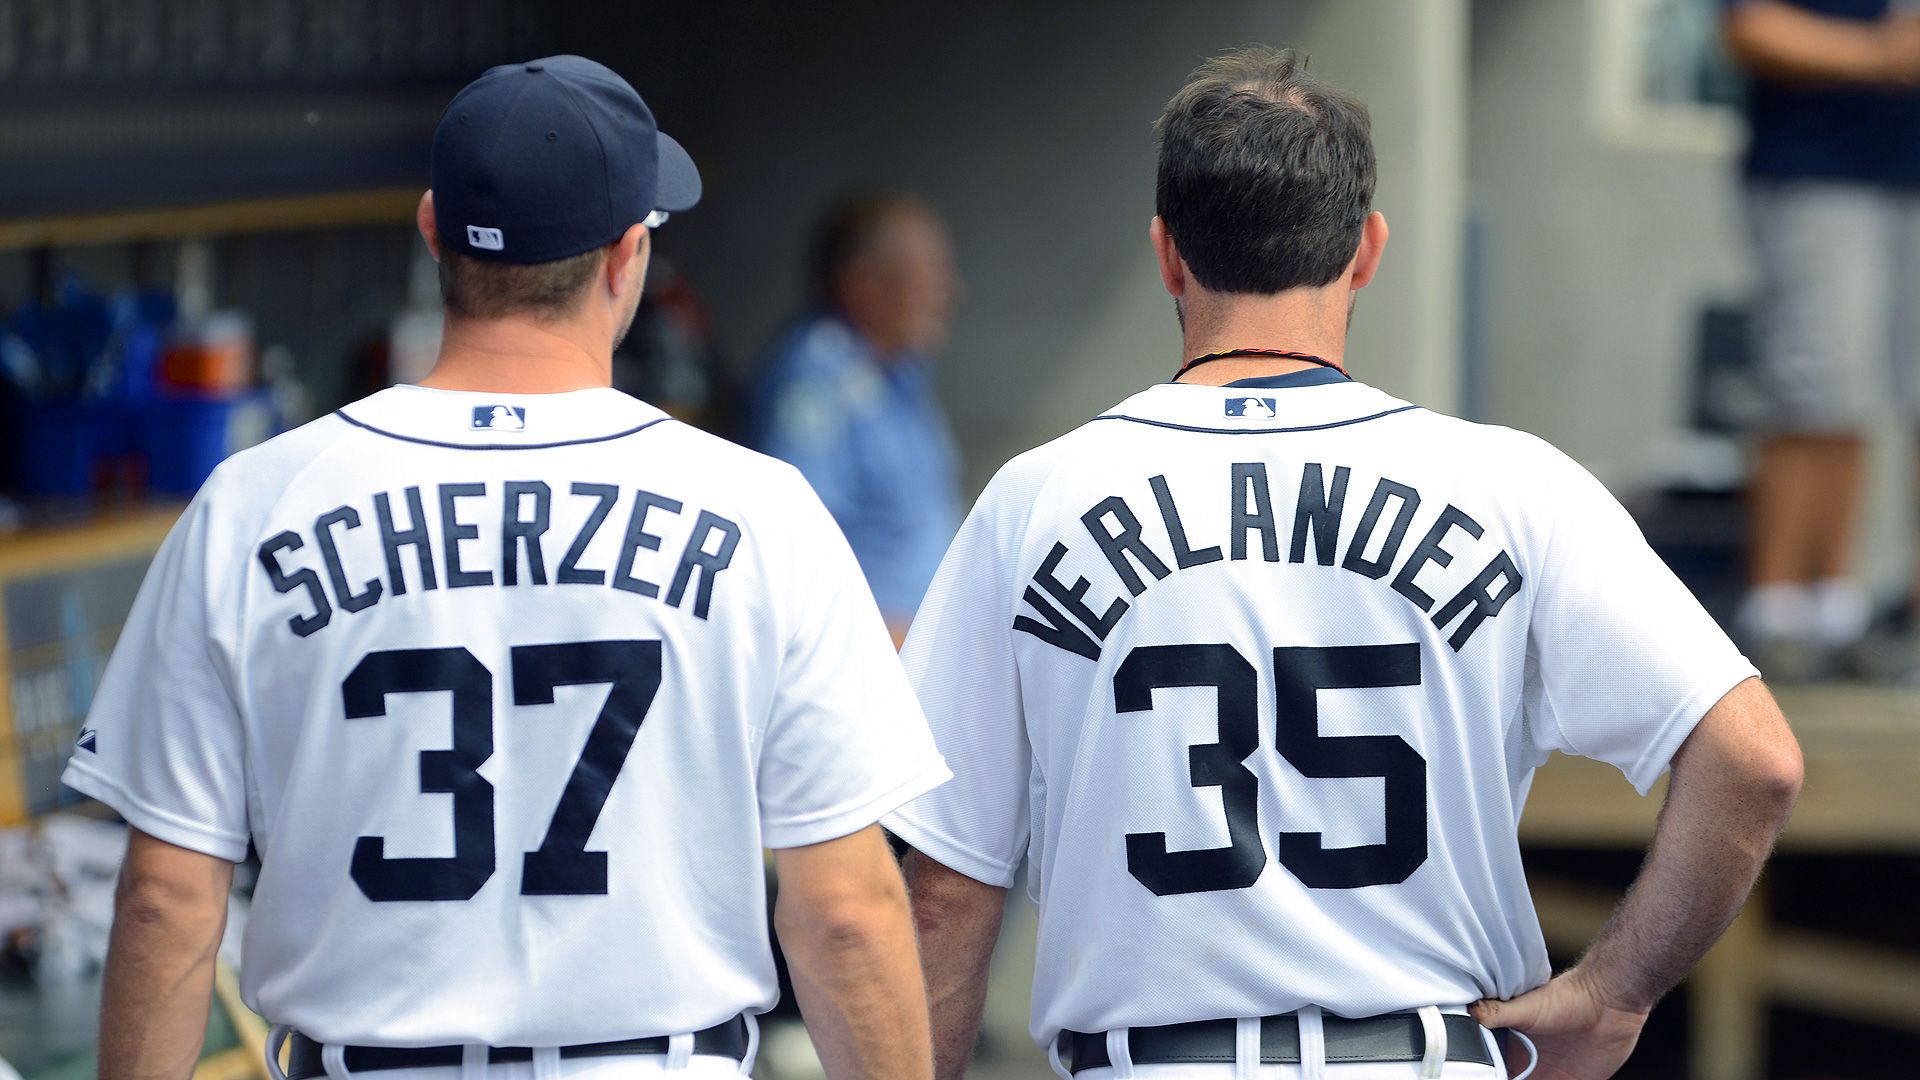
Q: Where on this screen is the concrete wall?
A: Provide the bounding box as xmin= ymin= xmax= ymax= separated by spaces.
xmin=1289 ymin=0 xmax=1468 ymax=417
xmin=1466 ymin=0 xmax=1752 ymax=484
xmin=1465 ymin=0 xmax=1917 ymax=591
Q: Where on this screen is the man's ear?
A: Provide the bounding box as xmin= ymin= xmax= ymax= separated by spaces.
xmin=1149 ymin=216 xmax=1188 ymax=299
xmin=416 ymin=191 xmax=444 ymax=261
xmin=1349 ymin=211 xmax=1389 ymax=291
xmin=606 ymin=222 xmax=651 ymax=296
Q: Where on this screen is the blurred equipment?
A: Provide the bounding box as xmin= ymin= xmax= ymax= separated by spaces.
xmin=0 ymin=242 xmax=282 ymax=505
xmin=0 ymin=815 xmax=125 ymax=982
xmin=0 ymin=506 xmax=175 ymax=828
xmin=613 ymin=256 xmax=739 ymax=437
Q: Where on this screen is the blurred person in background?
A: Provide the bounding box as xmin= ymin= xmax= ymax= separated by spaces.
xmin=752 ymin=193 xmax=963 ymax=644
xmin=1725 ymin=0 xmax=1920 ymax=675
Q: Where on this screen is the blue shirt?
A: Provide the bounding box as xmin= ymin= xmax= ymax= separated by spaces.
xmin=1731 ymin=0 xmax=1920 ymax=185
xmin=752 ymin=315 xmax=961 ymax=620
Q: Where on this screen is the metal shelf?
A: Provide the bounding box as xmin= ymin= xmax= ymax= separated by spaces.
xmin=0 ymin=186 xmax=420 ymax=251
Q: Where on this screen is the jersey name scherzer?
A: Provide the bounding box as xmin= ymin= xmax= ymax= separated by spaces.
xmin=64 ymin=385 xmax=948 ymax=1047
xmin=883 ymin=375 xmax=1755 ymax=1049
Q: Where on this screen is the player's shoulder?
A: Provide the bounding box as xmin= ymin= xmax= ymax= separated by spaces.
xmin=197 ymin=411 xmax=357 ymax=510
xmin=163 ymin=412 xmax=360 ymax=555
xmin=1436 ymin=410 xmax=1600 ymax=481
xmin=649 ymin=419 xmax=842 ymax=527
xmin=654 ymin=417 xmax=810 ymax=484
xmin=1400 ymin=407 xmax=1577 ymax=467
xmin=969 ymin=425 xmax=1090 ymax=517
xmin=1389 ymin=408 xmax=1616 ymax=520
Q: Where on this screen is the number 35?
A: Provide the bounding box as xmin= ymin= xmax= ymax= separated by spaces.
xmin=1116 ymin=642 xmax=1426 ymax=895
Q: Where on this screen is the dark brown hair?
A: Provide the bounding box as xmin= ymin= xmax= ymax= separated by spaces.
xmin=1155 ymin=46 xmax=1376 ymax=294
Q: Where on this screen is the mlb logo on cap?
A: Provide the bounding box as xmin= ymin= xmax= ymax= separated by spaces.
xmin=1225 ymin=396 xmax=1278 ymax=419
xmin=466 ymin=225 xmax=505 ymax=251
xmin=473 ymin=405 xmax=527 ymax=431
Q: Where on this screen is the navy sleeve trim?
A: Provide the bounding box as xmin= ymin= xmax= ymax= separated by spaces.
xmin=332 ymin=411 xmax=671 ymax=450
xmin=1090 ymin=404 xmax=1421 ymax=435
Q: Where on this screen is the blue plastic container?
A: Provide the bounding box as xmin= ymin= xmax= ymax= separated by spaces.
xmin=17 ymin=397 xmax=102 ymax=496
xmin=139 ymin=391 xmax=276 ymax=496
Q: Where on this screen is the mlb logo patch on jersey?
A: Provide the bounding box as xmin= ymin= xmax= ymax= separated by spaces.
xmin=1225 ymin=396 xmax=1278 ymax=419
xmin=473 ymin=405 xmax=527 ymax=432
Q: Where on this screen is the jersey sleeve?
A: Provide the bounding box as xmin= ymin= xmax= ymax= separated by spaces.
xmin=756 ymin=472 xmax=950 ymax=849
xmin=881 ymin=475 xmax=1033 ymax=888
xmin=1521 ymin=449 xmax=1759 ymax=794
xmin=61 ymin=493 xmax=252 ymax=861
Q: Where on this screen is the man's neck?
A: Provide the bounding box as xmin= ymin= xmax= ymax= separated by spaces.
xmin=417 ymin=315 xmax=614 ymax=393
xmin=1175 ymin=289 xmax=1350 ymax=386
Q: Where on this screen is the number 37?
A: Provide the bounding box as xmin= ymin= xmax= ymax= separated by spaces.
xmin=342 ymin=640 xmax=662 ymax=902
xmin=1117 ymin=642 xmax=1427 ymax=895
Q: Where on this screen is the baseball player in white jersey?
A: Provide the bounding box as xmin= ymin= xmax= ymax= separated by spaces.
xmin=887 ymin=47 xmax=1804 ymax=1080
xmin=64 ymin=56 xmax=948 ymax=1080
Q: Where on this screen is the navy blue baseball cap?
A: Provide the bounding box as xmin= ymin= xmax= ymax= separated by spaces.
xmin=431 ymin=55 xmax=702 ymax=265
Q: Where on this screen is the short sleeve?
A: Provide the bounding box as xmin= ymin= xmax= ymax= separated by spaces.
xmin=61 ymin=495 xmax=252 ymax=861
xmin=882 ymin=478 xmax=1033 ymax=888
xmin=1523 ymin=453 xmax=1759 ymax=794
xmin=756 ymin=475 xmax=950 ymax=848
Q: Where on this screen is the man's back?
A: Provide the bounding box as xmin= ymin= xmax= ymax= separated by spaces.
xmin=887 ymin=371 xmax=1755 ymax=1042
xmin=66 ymin=385 xmax=948 ymax=1046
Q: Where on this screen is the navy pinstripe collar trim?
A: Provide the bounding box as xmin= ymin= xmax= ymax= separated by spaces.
xmin=1218 ymin=367 xmax=1350 ymax=389
xmin=335 ymin=385 xmax=671 ymax=450
xmin=1098 ymin=378 xmax=1420 ymax=435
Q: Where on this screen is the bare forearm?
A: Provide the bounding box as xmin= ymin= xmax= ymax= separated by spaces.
xmin=99 ymin=893 xmax=227 ymax=1080
xmin=1575 ymin=730 xmax=1799 ymax=1008
xmin=1727 ymin=1 xmax=1912 ymax=85
xmin=98 ymin=832 xmax=235 ymax=1080
xmin=779 ymin=898 xmax=933 ymax=1080
xmin=903 ymin=850 xmax=1008 ymax=1080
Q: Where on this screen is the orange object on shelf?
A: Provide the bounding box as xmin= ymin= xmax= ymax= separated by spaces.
xmin=161 ymin=311 xmax=255 ymax=393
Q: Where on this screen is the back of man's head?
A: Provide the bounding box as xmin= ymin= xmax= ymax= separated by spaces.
xmin=436 ymin=244 xmax=605 ymax=322
xmin=1155 ymin=46 xmax=1376 ymax=296
xmin=427 ymin=55 xmax=702 ymax=326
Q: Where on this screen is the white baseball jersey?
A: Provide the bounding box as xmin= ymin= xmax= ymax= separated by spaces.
xmin=63 ymin=385 xmax=949 ymax=1046
xmin=882 ymin=369 xmax=1756 ymax=1048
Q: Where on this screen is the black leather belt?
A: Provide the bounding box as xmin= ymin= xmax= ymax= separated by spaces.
xmin=1064 ymin=1012 xmax=1495 ymax=1073
xmin=285 ymin=1016 xmax=749 ymax=1079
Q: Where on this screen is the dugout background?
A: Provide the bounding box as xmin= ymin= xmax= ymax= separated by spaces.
xmin=1 ymin=2 xmax=1915 ymax=1079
